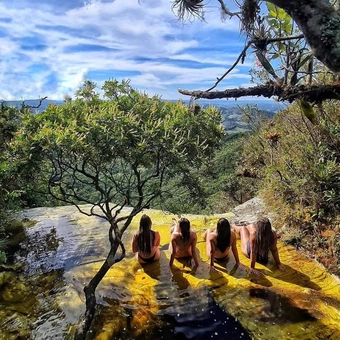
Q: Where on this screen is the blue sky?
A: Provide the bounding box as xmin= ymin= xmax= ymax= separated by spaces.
xmin=0 ymin=0 xmax=258 ymax=101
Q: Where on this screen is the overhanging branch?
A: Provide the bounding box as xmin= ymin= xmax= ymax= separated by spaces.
xmin=217 ymin=0 xmax=242 ymax=19
xmin=206 ymin=34 xmax=305 ymax=92
xmin=179 ymin=83 xmax=340 ymax=103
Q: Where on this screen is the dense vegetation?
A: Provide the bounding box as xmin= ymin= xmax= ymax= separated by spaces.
xmin=151 ymin=131 xmax=258 ymax=214
xmin=0 ymin=104 xmax=27 ymax=264
xmin=240 ymin=100 xmax=340 ymax=273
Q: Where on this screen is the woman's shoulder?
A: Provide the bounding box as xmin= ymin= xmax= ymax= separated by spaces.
xmin=190 ymin=230 xmax=198 ymax=237
xmin=171 ymin=232 xmax=181 ymax=239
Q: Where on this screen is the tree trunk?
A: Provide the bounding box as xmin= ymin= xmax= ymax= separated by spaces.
xmin=74 ymin=240 xmax=121 ymax=340
xmin=268 ymin=0 xmax=340 ymax=72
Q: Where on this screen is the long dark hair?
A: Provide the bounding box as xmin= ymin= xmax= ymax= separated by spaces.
xmin=254 ymin=217 xmax=274 ymax=264
xmin=216 ymin=218 xmax=231 ymax=252
xmin=179 ymin=218 xmax=190 ymax=242
xmin=137 ymin=214 xmax=155 ymax=254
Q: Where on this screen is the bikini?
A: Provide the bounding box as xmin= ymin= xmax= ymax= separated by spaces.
xmin=214 ymin=254 xmax=229 ymax=262
xmin=213 ymin=238 xmax=230 ymax=262
xmin=138 ymin=252 xmax=156 ymax=263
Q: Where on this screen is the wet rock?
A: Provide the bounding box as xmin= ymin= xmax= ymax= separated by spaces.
xmin=0 ymin=310 xmax=32 ymax=339
xmin=0 ymin=271 xmax=16 ymax=288
xmin=4 ymin=220 xmax=27 ymax=253
xmin=0 ymin=280 xmax=31 ymax=303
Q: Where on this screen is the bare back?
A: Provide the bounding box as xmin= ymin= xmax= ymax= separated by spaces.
xmin=172 ymin=230 xmax=196 ymax=258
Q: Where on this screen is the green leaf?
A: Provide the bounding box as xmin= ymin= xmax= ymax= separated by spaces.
xmin=277 ymin=8 xmax=288 ymax=21
xmin=268 ymin=18 xmax=279 ymax=28
xmin=266 ymin=2 xmax=276 ymax=12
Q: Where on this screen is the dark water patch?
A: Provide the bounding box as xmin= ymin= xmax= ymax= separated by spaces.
xmin=159 ymin=296 xmax=251 ymax=340
xmin=111 ymin=294 xmax=251 ymax=340
xmin=249 ymin=287 xmax=317 ymax=323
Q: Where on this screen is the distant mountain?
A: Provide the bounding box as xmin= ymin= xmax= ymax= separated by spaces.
xmin=1 ymin=98 xmax=283 ymax=132
xmin=1 ymin=99 xmax=64 ymax=113
xmin=198 ymin=100 xmax=282 ymax=132
xmin=193 ymin=99 xmax=285 ymax=112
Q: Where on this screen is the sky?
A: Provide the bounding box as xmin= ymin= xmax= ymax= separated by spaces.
xmin=0 ymin=0 xmax=258 ymax=101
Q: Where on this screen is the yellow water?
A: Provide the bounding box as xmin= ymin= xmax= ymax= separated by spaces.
xmin=1 ymin=206 xmax=340 ymax=339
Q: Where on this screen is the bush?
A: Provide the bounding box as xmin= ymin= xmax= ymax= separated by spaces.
xmin=240 ymin=100 xmax=340 ymax=228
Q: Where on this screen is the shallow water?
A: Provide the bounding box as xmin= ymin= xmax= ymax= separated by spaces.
xmin=1 ymin=205 xmax=340 ymax=339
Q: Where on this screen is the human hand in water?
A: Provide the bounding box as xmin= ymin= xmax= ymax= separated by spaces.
xmin=277 ymin=264 xmax=286 ymax=272
xmin=236 ymin=262 xmax=246 ymax=270
xmin=249 ymin=268 xmax=262 ymax=276
xmin=191 ymin=264 xmax=199 ymax=274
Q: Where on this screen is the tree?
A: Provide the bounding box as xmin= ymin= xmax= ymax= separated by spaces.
xmin=171 ymin=0 xmax=340 ymax=102
xmin=0 ymin=103 xmax=26 ymax=263
xmin=13 ymin=80 xmax=224 ymax=338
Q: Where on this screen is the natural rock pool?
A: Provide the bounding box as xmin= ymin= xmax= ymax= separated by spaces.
xmin=1 ymin=204 xmax=339 ymax=339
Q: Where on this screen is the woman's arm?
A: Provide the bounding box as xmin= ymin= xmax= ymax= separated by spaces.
xmin=154 ymin=231 xmax=160 ymax=247
xmin=270 ymin=232 xmax=285 ymax=271
xmin=249 ymin=235 xmax=262 ymax=276
xmin=231 ymin=233 xmax=240 ymax=265
xmin=209 ymin=238 xmax=216 ymax=271
xmin=169 ymin=236 xmax=177 ymax=267
xmin=191 ymin=232 xmax=199 ymax=268
xmin=249 ymin=236 xmax=256 ymax=269
xmin=132 ymin=234 xmax=138 ymax=253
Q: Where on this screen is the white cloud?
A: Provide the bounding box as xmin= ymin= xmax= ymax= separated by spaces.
xmin=0 ymin=0 xmax=254 ymax=100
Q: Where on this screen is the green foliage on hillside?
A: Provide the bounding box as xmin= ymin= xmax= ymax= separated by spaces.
xmin=12 ymin=80 xmax=224 ymax=216
xmin=0 ymin=103 xmax=25 ymax=263
xmin=151 ymin=132 xmax=259 ymax=214
xmin=241 ymin=100 xmax=340 ymax=228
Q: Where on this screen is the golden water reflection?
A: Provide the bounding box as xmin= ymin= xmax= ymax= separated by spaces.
xmin=1 ymin=206 xmax=339 ymax=339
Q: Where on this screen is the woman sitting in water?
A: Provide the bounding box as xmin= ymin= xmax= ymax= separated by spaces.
xmin=233 ymin=217 xmax=285 ymax=276
xmin=132 ymin=214 xmax=160 ymax=264
xmin=169 ymin=218 xmax=199 ymax=269
xmin=203 ymin=218 xmax=244 ymax=273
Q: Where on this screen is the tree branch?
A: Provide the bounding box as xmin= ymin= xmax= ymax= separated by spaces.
xmin=206 ymin=34 xmax=304 ymax=92
xmin=23 ymin=97 xmax=48 ymax=109
xmin=179 ymin=83 xmax=340 ymax=103
xmin=217 ymin=0 xmax=241 ymax=19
